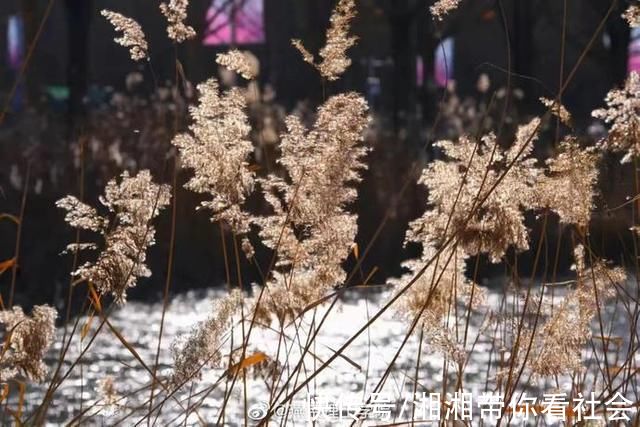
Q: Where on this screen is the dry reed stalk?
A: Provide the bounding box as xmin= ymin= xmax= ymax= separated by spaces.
xmin=12 ymin=0 xmax=640 ymax=425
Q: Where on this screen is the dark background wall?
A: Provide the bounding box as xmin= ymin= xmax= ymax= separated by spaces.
xmin=0 ymin=1 xmax=630 ymax=122
xmin=0 ymin=0 xmax=635 ymax=313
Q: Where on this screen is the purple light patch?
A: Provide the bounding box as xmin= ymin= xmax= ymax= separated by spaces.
xmin=629 ymin=28 xmax=640 ymax=74
xmin=204 ymin=0 xmax=265 ymax=46
xmin=416 ymin=55 xmax=424 ymax=87
xmin=434 ymin=37 xmax=454 ymax=88
xmin=8 ymin=14 xmax=25 ymax=69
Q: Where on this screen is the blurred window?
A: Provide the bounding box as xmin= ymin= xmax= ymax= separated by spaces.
xmin=203 ymin=0 xmax=265 ymax=45
xmin=628 ymin=27 xmax=640 ymax=74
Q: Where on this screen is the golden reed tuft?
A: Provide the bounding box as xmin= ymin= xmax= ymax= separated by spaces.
xmin=101 ymin=10 xmax=148 ymax=61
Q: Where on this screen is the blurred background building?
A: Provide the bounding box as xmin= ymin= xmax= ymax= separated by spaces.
xmin=0 ymin=0 xmax=634 ymax=309
xmin=0 ymin=0 xmax=630 ymax=127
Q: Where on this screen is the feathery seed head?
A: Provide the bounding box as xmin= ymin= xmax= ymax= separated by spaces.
xmin=58 ymin=170 xmax=170 ymax=303
xmin=535 ymin=137 xmax=599 ymax=228
xmin=430 ymin=0 xmax=461 ymax=21
xmin=173 ymin=79 xmax=254 ymax=234
xmin=253 ymin=93 xmax=370 ymax=322
xmin=394 ymin=244 xmax=484 ymax=337
xmin=216 ymin=50 xmax=259 ymax=80
xmin=171 ymin=290 xmax=242 ymax=384
xmin=408 ymin=119 xmax=542 ymax=262
xmin=101 ymin=10 xmax=148 ymax=61
xmin=540 ymin=97 xmax=572 ymax=125
xmin=623 ymin=5 xmax=640 ymax=27
xmin=593 ymin=71 xmax=640 ymax=163
xmin=525 ymin=246 xmax=625 ymax=377
xmin=0 ymin=305 xmax=57 ymax=382
xmin=160 ymin=0 xmax=196 ymax=43
xmin=291 ymin=0 xmax=358 ymax=81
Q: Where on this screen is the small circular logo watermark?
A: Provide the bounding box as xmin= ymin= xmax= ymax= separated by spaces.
xmin=248 ymin=400 xmax=309 ymax=422
xmin=248 ymin=401 xmax=269 ymax=421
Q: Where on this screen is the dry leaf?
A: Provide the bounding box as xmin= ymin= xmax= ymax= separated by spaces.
xmin=228 ymin=351 xmax=268 ymax=376
xmin=0 ymin=258 xmax=16 ymax=276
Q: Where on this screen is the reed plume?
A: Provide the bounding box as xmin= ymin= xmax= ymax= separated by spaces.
xmin=408 ymin=118 xmax=542 ymax=263
xmin=393 ymin=243 xmax=485 ymax=342
xmin=171 ymin=290 xmax=242 ymax=384
xmin=623 ymin=5 xmax=640 ymax=27
xmin=430 ymin=0 xmax=461 ymax=21
xmin=539 ymin=97 xmax=572 ymax=126
xmin=96 ymin=375 xmax=125 ymax=416
xmin=57 ymin=170 xmax=171 ymax=303
xmin=291 ymin=0 xmax=358 ymax=81
xmin=172 ymin=79 xmax=255 ymax=236
xmin=592 ymin=71 xmax=640 ymax=163
xmin=216 ymin=50 xmax=259 ymax=80
xmin=512 ymin=246 xmax=626 ymax=378
xmin=160 ymin=0 xmax=196 ymax=43
xmin=0 ymin=305 xmax=57 ymax=382
xmin=101 ymin=10 xmax=148 ymax=61
xmin=253 ymin=93 xmax=370 ymax=322
xmin=535 ymin=137 xmax=600 ymax=228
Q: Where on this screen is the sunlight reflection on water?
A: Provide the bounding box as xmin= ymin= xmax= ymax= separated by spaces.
xmin=17 ymin=286 xmax=634 ymax=426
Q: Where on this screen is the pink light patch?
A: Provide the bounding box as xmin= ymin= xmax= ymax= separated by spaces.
xmin=629 ymin=29 xmax=640 ymax=74
xmin=434 ymin=37 xmax=454 ymax=88
xmin=203 ymin=0 xmax=265 ymax=46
